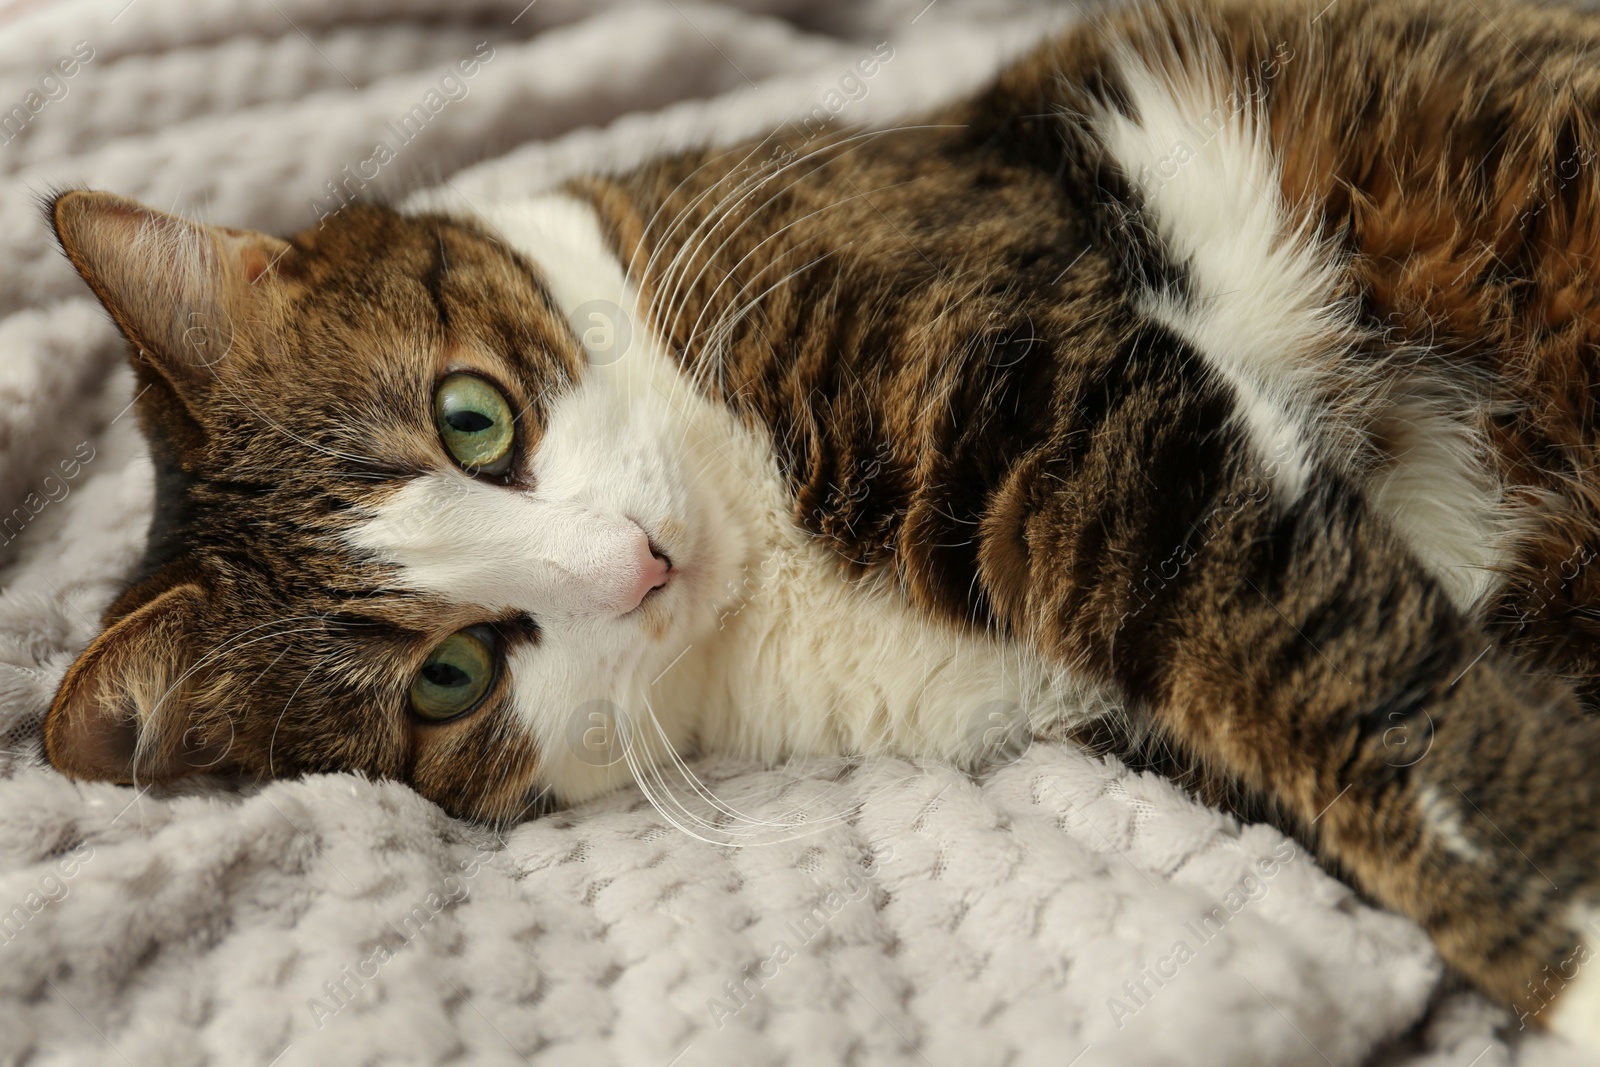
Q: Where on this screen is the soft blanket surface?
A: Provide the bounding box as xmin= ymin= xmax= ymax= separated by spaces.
xmin=0 ymin=0 xmax=1581 ymax=1063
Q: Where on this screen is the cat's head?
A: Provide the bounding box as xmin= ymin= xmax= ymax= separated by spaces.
xmin=41 ymin=190 xmax=733 ymax=821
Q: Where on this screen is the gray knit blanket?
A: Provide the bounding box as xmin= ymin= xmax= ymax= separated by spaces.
xmin=0 ymin=0 xmax=1581 ymax=1063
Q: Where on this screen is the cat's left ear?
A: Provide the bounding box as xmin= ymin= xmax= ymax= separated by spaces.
xmin=44 ymin=580 xmax=236 ymax=784
xmin=48 ymin=190 xmax=290 ymax=395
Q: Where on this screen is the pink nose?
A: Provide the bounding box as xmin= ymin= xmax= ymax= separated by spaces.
xmin=625 ymin=537 xmax=672 ymax=611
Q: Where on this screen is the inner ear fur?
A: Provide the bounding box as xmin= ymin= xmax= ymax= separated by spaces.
xmin=45 ymin=580 xmax=237 ymax=784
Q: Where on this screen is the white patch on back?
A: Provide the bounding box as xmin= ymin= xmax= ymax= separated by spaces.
xmin=351 ymin=193 xmax=1109 ymax=816
xmin=1094 ymin=47 xmax=1348 ymax=503
xmin=1094 ymin=46 xmax=1510 ymax=611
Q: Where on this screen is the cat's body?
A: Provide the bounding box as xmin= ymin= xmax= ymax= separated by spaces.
xmin=36 ymin=0 xmax=1600 ymax=1044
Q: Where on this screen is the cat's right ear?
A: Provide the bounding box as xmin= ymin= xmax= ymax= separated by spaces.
xmin=44 ymin=581 xmax=234 ymax=784
xmin=48 ymin=190 xmax=291 ymax=397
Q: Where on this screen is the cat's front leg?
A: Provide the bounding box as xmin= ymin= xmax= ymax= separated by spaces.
xmin=970 ymin=348 xmax=1600 ymax=1040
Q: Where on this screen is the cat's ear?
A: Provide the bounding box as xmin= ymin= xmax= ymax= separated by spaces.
xmin=48 ymin=190 xmax=290 ymax=395
xmin=45 ymin=581 xmax=235 ymax=783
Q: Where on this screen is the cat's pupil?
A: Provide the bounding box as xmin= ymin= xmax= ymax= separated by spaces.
xmin=422 ymin=662 xmax=470 ymax=688
xmin=446 ymin=410 xmax=494 ymax=433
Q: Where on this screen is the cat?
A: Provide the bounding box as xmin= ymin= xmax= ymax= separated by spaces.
xmin=35 ymin=0 xmax=1600 ymax=1044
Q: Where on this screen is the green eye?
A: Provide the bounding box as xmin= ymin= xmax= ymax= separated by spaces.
xmin=434 ymin=373 xmax=514 ymax=475
xmin=409 ymin=626 xmax=497 ymax=721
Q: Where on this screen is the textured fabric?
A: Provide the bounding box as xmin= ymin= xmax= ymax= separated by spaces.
xmin=0 ymin=0 xmax=1573 ymax=1063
